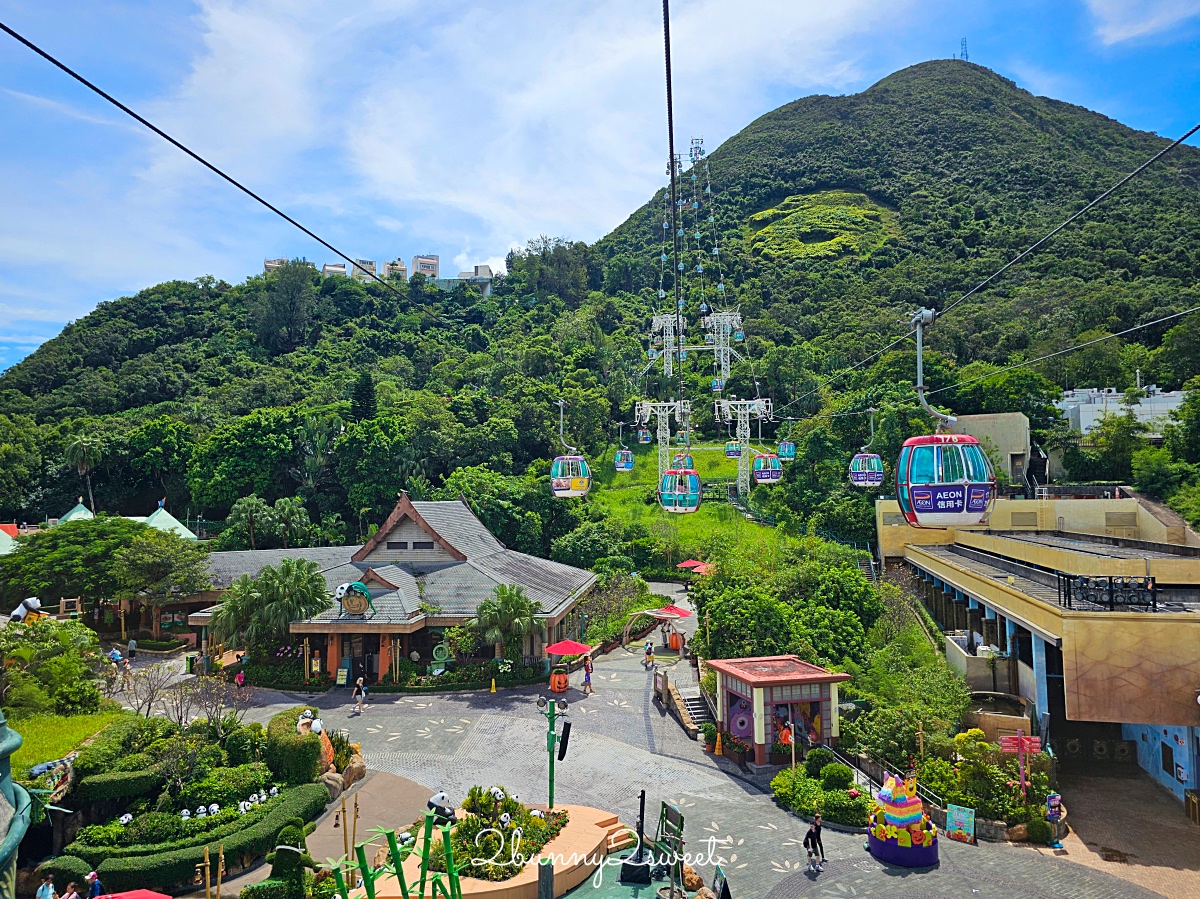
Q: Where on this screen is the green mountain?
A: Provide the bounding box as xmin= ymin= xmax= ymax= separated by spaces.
xmin=1 ymin=59 xmax=1199 ymax=534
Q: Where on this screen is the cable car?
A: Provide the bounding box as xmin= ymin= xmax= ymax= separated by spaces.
xmin=704 ymin=334 xmax=715 ymax=345
xmin=637 ymin=429 xmax=652 ymax=444
xmin=551 ymin=456 xmax=592 ymax=498
xmin=896 ymin=434 xmax=995 ymax=528
xmin=671 ymin=453 xmax=694 ymax=469
xmin=711 ymin=378 xmax=724 ymax=392
xmin=675 ymin=430 xmax=691 ymax=446
xmin=614 ymin=449 xmax=634 ymax=472
xmin=659 ymin=468 xmax=701 ymax=514
xmin=777 ymin=441 xmax=796 ymax=462
xmin=733 ymin=329 xmax=745 ymax=342
xmin=849 ymin=453 xmax=885 ymax=487
xmin=752 ymin=453 xmax=783 ymax=484
xmin=725 ymin=441 xmax=742 ymax=458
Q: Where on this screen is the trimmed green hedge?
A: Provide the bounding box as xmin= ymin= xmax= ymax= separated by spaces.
xmin=265 ymin=707 xmax=323 ymax=785
xmin=179 ymin=763 xmax=271 ymax=810
xmin=95 ymin=784 xmax=329 ymax=892
xmin=37 ymin=854 xmax=92 ymax=886
xmin=241 ymin=880 xmax=291 ymax=899
xmin=75 ymin=768 xmax=164 ymax=802
xmin=138 ymin=638 xmax=187 ymax=651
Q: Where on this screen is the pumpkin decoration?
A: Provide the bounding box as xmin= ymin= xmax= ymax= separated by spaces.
xmin=549 ymin=666 xmax=569 ymax=693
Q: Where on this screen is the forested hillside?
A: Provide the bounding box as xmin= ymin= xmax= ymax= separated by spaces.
xmin=2 ymin=59 xmax=1200 ymax=543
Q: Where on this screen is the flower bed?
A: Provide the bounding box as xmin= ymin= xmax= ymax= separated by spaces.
xmin=917 ymin=729 xmax=1052 ymax=826
xmin=770 ymin=767 xmax=872 ymax=828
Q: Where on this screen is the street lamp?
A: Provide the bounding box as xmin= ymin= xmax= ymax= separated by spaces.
xmin=535 ymin=696 xmax=570 ymax=809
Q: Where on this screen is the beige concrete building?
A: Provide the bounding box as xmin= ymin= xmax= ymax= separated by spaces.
xmin=263 ymin=257 xmax=286 ymax=273
xmin=946 ymin=412 xmax=1031 ymax=486
xmin=411 ymin=254 xmax=439 ymax=279
xmin=321 ymin=263 xmax=347 ymax=277
xmin=382 ymin=259 xmax=408 ymax=280
xmin=350 ymin=259 xmax=377 ymax=283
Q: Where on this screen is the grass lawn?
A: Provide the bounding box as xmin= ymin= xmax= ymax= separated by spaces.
xmin=590 ymin=442 xmax=785 ymax=558
xmin=11 ymin=709 xmax=131 ymax=779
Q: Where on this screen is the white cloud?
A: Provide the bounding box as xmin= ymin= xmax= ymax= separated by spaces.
xmin=1084 ymin=0 xmax=1200 ymax=44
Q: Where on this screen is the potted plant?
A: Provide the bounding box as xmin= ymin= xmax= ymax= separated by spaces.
xmin=701 ymin=722 xmax=717 ymax=752
xmin=723 ymin=732 xmax=749 ymax=765
xmin=769 ymin=739 xmax=792 ymax=766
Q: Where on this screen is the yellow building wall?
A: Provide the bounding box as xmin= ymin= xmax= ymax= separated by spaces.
xmin=1061 ymin=613 xmax=1200 ymax=726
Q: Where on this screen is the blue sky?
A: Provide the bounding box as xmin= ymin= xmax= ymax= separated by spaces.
xmin=0 ymin=0 xmax=1198 ymax=372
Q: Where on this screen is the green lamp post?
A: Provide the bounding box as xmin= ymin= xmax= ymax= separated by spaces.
xmin=535 ymin=696 xmax=570 ymax=809
xmin=0 ymin=709 xmax=31 ymax=896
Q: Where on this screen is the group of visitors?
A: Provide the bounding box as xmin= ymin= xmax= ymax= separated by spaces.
xmin=37 ymin=870 xmax=105 ymax=899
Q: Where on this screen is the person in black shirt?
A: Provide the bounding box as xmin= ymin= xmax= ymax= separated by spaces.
xmin=802 ymin=817 xmax=825 ymax=872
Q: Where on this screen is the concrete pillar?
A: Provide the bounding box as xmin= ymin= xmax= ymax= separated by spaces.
xmin=752 ymin=686 xmax=767 ymax=765
xmin=1032 ymin=635 xmax=1050 ymax=723
xmin=326 ymin=634 xmax=340 ymax=679
xmin=716 ymin=673 xmax=726 ymax=731
xmin=968 ymin=597 xmax=978 ymax=610
xmin=1005 ymin=619 xmax=1017 ymax=643
xmin=984 ymin=607 xmax=996 ymax=620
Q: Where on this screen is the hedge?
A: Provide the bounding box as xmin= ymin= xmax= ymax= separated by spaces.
xmin=265 ymin=707 xmax=323 ymax=785
xmin=37 ymin=854 xmax=92 ymax=886
xmin=137 ymin=638 xmax=187 ymax=651
xmin=95 ymin=784 xmax=329 ymax=892
xmin=241 ymin=880 xmax=291 ymax=899
xmin=179 ymin=763 xmax=271 ymax=810
xmin=75 ymin=768 xmax=164 ymax=802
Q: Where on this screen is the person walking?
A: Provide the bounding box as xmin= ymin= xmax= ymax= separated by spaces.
xmin=235 ymin=669 xmax=245 ymax=693
xmin=60 ymin=883 xmax=79 ymax=899
xmin=85 ymin=871 xmax=105 ymax=898
xmin=582 ymin=654 xmax=594 ymax=695
xmin=644 ymin=642 xmax=656 ymax=670
xmin=127 ymin=637 xmax=137 ymax=660
xmin=352 ymin=676 xmax=366 ymax=714
xmin=803 ymin=821 xmax=823 ymax=873
xmin=35 ymin=872 xmax=55 ymax=899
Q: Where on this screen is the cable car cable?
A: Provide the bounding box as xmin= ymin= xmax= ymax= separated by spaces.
xmin=0 ymin=19 xmax=453 ymax=328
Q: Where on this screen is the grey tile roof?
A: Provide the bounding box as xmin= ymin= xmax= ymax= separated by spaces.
xmin=411 ymin=500 xmax=505 ymax=556
xmin=206 ymin=545 xmax=364 ymax=589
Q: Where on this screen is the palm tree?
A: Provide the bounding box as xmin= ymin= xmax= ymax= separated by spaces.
xmin=210 ymin=574 xmax=259 ymax=650
xmin=253 ymin=558 xmax=331 ymax=649
xmin=470 ymin=584 xmax=546 ymax=660
xmin=64 ymin=434 xmax=104 ymax=512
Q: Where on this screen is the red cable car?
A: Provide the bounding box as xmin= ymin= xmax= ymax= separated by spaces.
xmin=896 ymin=433 xmax=995 ymax=528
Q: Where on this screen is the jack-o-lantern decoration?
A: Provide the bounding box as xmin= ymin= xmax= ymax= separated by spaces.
xmin=549 ymin=666 xmax=569 ymax=693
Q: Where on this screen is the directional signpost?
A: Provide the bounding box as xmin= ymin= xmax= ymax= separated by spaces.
xmin=1000 ymin=730 xmax=1041 ymax=801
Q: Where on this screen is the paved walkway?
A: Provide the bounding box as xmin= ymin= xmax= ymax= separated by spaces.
xmin=224 ymin=584 xmax=1185 ymax=898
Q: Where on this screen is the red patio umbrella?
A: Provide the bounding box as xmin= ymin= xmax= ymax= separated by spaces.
xmin=656 ymin=604 xmax=693 ymax=618
xmin=544 ymin=639 xmax=593 ymax=655
xmin=102 ymin=891 xmax=173 ymax=899
xmin=676 ymin=559 xmax=703 ymax=569
xmin=692 ymin=562 xmax=715 ymax=576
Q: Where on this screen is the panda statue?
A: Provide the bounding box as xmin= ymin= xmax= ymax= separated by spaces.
xmin=529 ymin=809 xmax=546 ymax=820
xmin=9 ymin=597 xmax=42 ymax=623
xmin=180 ymin=809 xmax=191 ymax=821
xmin=427 ymin=792 xmax=456 ymax=827
xmin=208 ymin=803 xmax=220 ymax=816
xmin=498 ymin=812 xmax=512 ymax=829
xmin=118 ymin=813 xmax=133 ymax=825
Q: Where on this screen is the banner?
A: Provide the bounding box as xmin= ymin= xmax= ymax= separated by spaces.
xmin=945 ymin=804 xmax=976 ymax=844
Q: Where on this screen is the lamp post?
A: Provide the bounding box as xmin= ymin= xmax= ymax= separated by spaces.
xmin=536 ymin=696 xmax=569 ymax=809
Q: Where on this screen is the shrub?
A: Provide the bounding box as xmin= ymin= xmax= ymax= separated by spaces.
xmin=225 ymin=723 xmax=267 ymax=766
xmin=137 ymin=639 xmax=187 ymax=651
xmin=265 ymin=707 xmax=322 ymax=785
xmin=804 ymin=747 xmax=835 ymax=778
xmin=820 ymin=790 xmax=871 ymax=827
xmin=241 ymin=881 xmax=291 ymax=899
xmin=791 ymin=778 xmax=824 ymax=816
xmin=1025 ymin=818 xmax=1051 ymax=843
xmin=820 ymin=763 xmax=854 ymax=791
xmin=75 ymin=768 xmax=164 ymax=802
xmin=770 ymin=768 xmax=801 ymax=806
xmin=178 ymin=763 xmax=271 ymax=810
xmin=701 ymin=722 xmax=717 ymax=745
xmin=721 ymin=732 xmax=750 ymax=754
xmin=37 ymin=855 xmax=92 ymax=886
xmin=53 ymin=681 xmax=102 ymax=716
xmin=74 ymin=717 xmax=177 ymax=777
xmin=94 ymin=784 xmax=329 ymax=892
xmin=6 ymin=678 xmax=54 ymax=719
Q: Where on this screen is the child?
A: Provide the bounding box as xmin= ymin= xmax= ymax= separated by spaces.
xmin=582 ymin=654 xmax=594 ymax=695
xmin=644 ymin=642 xmax=656 ymax=670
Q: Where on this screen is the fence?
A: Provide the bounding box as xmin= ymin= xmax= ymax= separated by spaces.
xmin=1056 ymin=572 xmax=1157 ymax=611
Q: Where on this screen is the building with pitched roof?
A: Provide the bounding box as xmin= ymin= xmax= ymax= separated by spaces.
xmin=194 ymin=496 xmax=595 ymax=684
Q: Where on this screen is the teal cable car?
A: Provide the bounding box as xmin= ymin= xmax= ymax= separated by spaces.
xmin=659 ymin=469 xmax=701 ymax=514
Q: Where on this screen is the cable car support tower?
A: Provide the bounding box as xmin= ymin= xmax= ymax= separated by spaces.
xmin=715 ymin=397 xmax=772 ymax=498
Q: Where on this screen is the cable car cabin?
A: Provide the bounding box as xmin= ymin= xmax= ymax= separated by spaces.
xmin=848 ymin=453 xmax=885 ymax=487
xmin=896 ymin=434 xmax=995 ymax=528
xmin=614 ymin=449 xmax=634 ymax=472
xmin=659 ymin=469 xmax=701 ymax=514
xmin=675 ymin=431 xmax=691 ymax=446
xmin=752 ymin=453 xmax=783 ymax=484
xmin=671 ymin=453 xmax=694 ymax=469
xmin=550 ymin=456 xmax=592 ymax=498
xmin=777 ymin=441 xmax=796 ymax=461
xmin=637 ymin=429 xmax=652 ymax=444
xmin=711 ymin=378 xmax=724 ymax=392
xmin=725 ymin=441 xmax=742 ymax=458
xmin=733 ymin=330 xmax=745 ymax=342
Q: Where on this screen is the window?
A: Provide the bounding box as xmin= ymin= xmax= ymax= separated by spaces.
xmin=412 ymin=541 xmax=435 ymax=550
xmin=1162 ymin=741 xmax=1175 ymax=776
xmin=910 ymin=445 xmax=936 ymax=483
xmin=386 ymin=541 xmax=408 ymax=550
xmin=963 ymin=444 xmax=992 ymax=481
xmin=939 ymin=445 xmax=965 ymax=483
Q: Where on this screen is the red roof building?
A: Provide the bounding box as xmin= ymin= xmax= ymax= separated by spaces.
xmin=707 ymin=655 xmax=851 ymax=766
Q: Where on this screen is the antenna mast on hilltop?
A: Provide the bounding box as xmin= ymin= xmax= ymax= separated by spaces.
xmin=960 ymin=38 xmax=969 ymax=61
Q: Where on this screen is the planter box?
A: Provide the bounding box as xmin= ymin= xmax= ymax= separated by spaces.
xmin=726 ymin=748 xmax=747 ymax=766
xmin=769 ymin=752 xmax=792 ymax=766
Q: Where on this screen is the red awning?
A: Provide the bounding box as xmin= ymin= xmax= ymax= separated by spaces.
xmin=544 ymin=639 xmax=593 ymax=656
xmin=656 ymin=604 xmax=693 ymax=618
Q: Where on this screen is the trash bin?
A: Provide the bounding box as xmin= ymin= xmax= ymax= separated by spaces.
xmin=185 ymin=653 xmax=197 ymax=674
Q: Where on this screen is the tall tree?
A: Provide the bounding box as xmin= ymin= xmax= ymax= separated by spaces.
xmin=211 ymin=560 xmax=330 ymax=655
xmin=113 ymin=529 xmax=210 ymax=638
xmin=470 ymin=584 xmax=546 ymax=660
xmin=221 ymin=494 xmax=276 ymax=550
xmin=254 ymin=259 xmax=317 ymax=353
xmin=350 ymin=371 xmax=377 ymax=422
xmin=64 ymin=433 xmax=104 ymax=512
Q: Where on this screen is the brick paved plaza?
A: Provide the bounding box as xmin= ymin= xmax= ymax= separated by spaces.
xmin=238 ymin=584 xmax=1199 ymax=898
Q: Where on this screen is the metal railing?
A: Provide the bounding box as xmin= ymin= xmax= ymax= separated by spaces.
xmin=1056 ymin=572 xmax=1157 ymax=612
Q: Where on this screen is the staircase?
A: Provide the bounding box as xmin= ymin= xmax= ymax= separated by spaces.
xmin=683 ymin=695 xmax=714 ymax=727
xmin=596 ymin=813 xmax=638 ymax=852
xmin=856 ymin=557 xmax=878 ymax=583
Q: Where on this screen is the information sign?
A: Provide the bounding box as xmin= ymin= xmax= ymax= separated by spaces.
xmin=336 ymin=666 xmax=349 ymax=686
xmin=945 ymin=804 xmax=976 ymax=844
